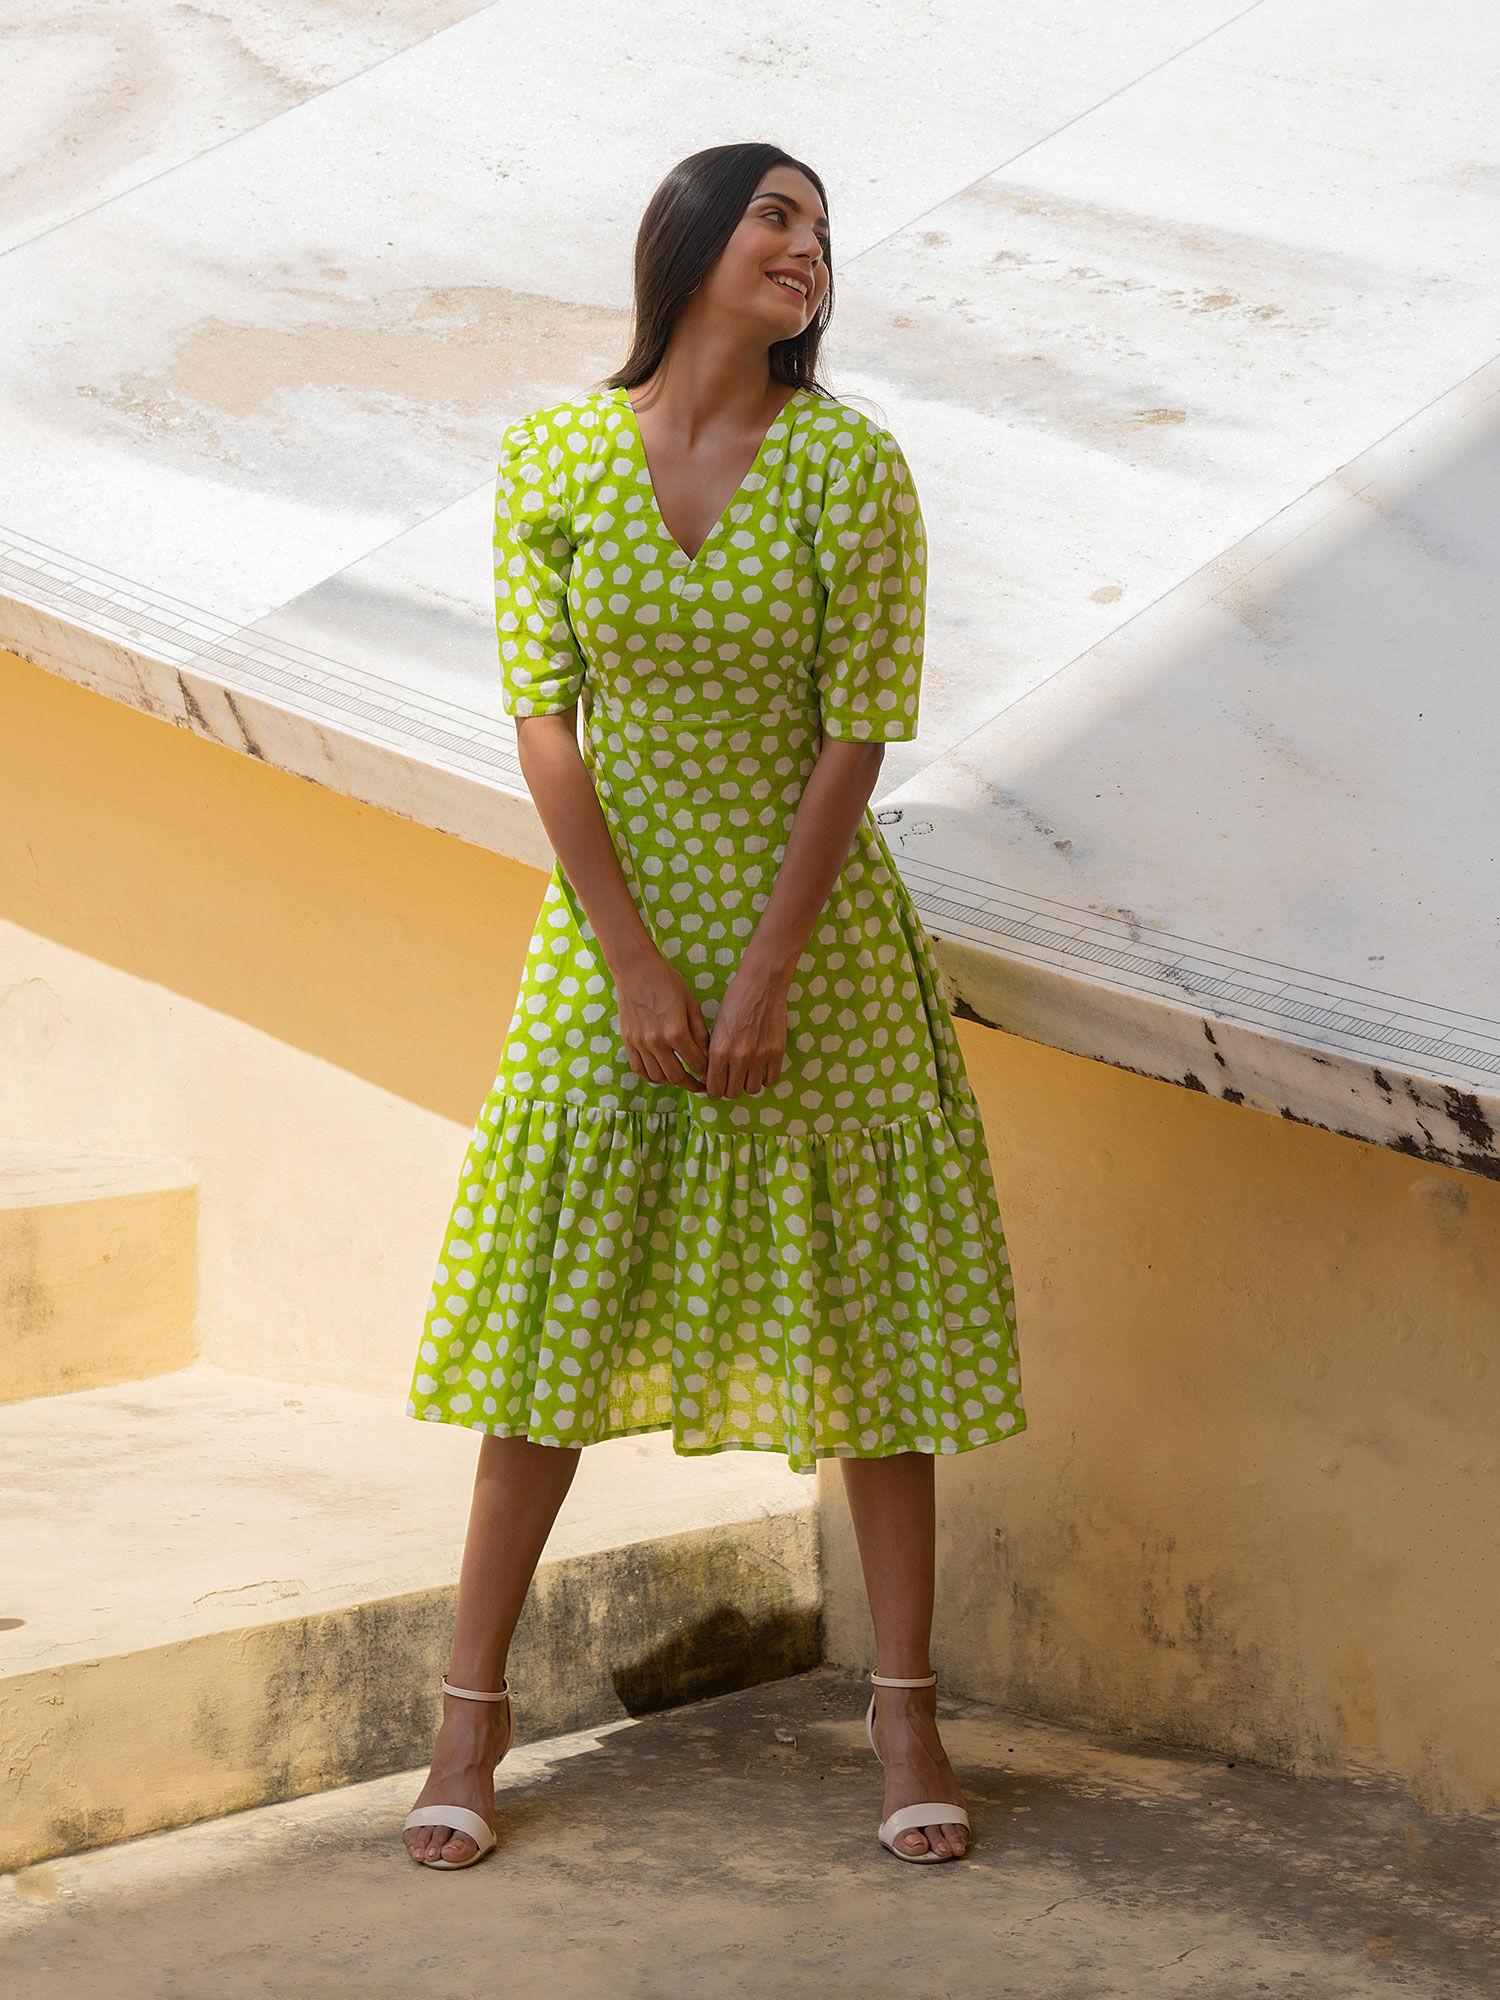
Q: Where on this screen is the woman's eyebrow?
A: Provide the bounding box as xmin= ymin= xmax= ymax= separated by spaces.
xmin=754 ymin=189 xmax=831 ymax=233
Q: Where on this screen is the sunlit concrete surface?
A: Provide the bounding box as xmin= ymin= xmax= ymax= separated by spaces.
xmin=0 ymin=1365 xmax=818 ymax=1868
xmin=1 ymin=3 xmax=1496 ymax=1171
xmin=0 ymin=3 xmax=498 ymax=253
xmin=3 ymin=1670 xmax=1496 ymax=1997
xmin=1 ymin=1363 xmax=813 ymax=1672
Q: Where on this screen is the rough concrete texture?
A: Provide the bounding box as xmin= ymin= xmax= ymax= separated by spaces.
xmin=2 ymin=1371 xmax=819 ymax=1869
xmin=3 ymin=1668 xmax=1495 ymax=1997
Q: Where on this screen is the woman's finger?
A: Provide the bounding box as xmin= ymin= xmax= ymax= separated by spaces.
xmin=669 ymin=1048 xmax=705 ymax=1089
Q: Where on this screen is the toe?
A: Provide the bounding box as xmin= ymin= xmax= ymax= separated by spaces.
xmin=942 ymin=1820 xmax=968 ymax=1855
xmin=897 ymin=1827 xmax=931 ymax=1856
xmin=440 ymin=1831 xmax=477 ymax=1863
xmin=407 ymin=1823 xmax=462 ymax=1864
xmin=925 ymin=1824 xmax=952 ymax=1857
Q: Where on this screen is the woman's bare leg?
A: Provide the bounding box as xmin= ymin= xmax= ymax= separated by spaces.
xmin=838 ymin=1450 xmax=969 ymax=1858
xmin=404 ymin=1434 xmax=583 ymax=1863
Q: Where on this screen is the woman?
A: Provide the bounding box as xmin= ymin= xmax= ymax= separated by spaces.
xmin=402 ymin=143 xmax=1026 ymax=1870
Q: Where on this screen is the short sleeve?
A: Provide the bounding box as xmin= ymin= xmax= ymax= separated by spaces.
xmin=494 ymin=417 xmax=587 ymax=718
xmin=811 ymin=428 xmax=927 ymax=742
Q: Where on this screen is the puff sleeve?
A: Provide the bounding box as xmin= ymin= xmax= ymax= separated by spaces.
xmin=494 ymin=418 xmax=587 ymax=718
xmin=811 ymin=428 xmax=927 ymax=742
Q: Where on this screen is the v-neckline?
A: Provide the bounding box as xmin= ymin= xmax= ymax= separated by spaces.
xmin=612 ymin=384 xmax=805 ymax=566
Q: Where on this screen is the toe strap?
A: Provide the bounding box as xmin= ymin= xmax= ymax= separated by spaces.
xmin=403 ymin=1804 xmax=494 ymax=1850
xmin=880 ymin=1801 xmax=970 ymax=1841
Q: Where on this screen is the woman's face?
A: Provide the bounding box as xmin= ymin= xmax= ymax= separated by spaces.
xmin=699 ymin=167 xmax=830 ymax=334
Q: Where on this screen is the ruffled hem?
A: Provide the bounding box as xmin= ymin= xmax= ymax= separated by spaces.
xmin=407 ymin=1091 xmax=1026 ymax=1477
xmin=403 ymin=1406 xmax=1029 ymax=1478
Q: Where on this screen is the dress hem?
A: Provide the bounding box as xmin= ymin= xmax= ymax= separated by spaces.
xmin=405 ymin=1402 xmax=1027 ymax=1477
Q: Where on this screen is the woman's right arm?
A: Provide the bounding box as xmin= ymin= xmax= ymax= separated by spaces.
xmin=493 ymin=413 xmax=709 ymax=1091
xmin=513 ymin=710 xmax=653 ymax=976
xmin=514 ymin=713 xmax=710 ymax=1091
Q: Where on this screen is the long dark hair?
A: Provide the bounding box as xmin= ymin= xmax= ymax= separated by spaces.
xmin=601 ymin=144 xmax=835 ymax=397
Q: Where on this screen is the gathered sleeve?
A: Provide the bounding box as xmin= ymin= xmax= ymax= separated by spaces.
xmin=810 ymin=427 xmax=927 ymax=742
xmin=493 ymin=417 xmax=587 ymax=718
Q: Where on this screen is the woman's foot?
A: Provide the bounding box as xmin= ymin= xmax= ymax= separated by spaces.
xmin=402 ymin=1684 xmax=514 ymax=1866
xmin=869 ymin=1677 xmax=970 ymax=1859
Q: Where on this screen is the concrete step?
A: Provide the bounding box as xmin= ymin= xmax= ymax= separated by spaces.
xmin=0 ymin=1361 xmax=820 ymax=1870
xmin=0 ymin=1144 xmax=197 ymax=1404
xmin=4 ymin=1667 xmax=1495 ymax=1994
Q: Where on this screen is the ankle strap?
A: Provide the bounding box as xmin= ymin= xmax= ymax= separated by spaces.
xmin=442 ymin=1675 xmax=510 ymax=1701
xmin=869 ymin=1670 xmax=938 ymax=1687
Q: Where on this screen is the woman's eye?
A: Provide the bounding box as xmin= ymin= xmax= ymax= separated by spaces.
xmin=758 ymin=203 xmax=828 ymax=250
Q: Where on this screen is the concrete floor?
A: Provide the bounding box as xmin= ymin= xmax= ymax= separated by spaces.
xmin=3 ymin=1668 xmax=1495 ymax=1998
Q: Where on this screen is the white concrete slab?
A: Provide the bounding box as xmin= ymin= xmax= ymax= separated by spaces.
xmin=3 ymin=1 xmax=1498 ymax=1171
xmin=891 ymin=363 xmax=1500 ymax=1169
xmin=0 ymin=2 xmax=496 ymax=253
xmin=0 ymin=1362 xmax=813 ymax=1675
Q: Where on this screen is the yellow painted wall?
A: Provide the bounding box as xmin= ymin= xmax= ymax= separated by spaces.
xmin=821 ymin=1018 xmax=1500 ymax=1812
xmin=7 ymin=648 xmax=1499 ymax=1811
xmin=0 ymin=650 xmax=539 ymax=1391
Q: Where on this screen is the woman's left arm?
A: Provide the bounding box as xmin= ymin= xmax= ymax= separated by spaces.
xmin=739 ymin=739 xmax=886 ymax=985
xmin=702 ymin=741 xmax=883 ymax=1099
xmin=706 ymin=425 xmax=928 ymax=1099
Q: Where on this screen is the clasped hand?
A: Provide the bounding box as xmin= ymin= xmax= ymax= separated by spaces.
xmin=616 ymin=949 xmax=787 ymax=1099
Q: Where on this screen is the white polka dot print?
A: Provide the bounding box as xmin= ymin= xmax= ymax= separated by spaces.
xmin=405 ymin=384 xmax=1027 ymax=1474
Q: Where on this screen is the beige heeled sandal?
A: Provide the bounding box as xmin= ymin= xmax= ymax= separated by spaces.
xmin=865 ymin=1668 xmax=971 ymax=1863
xmin=403 ymin=1675 xmax=512 ymax=1869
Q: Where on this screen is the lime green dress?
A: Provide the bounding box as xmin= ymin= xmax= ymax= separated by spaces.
xmin=405 ymin=383 xmax=1027 ymax=1474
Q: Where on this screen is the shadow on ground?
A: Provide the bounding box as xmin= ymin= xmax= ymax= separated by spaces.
xmin=3 ymin=1666 xmax=1495 ymax=1998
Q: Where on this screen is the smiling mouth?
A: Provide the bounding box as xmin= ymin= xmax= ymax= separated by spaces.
xmin=766 ymin=274 xmax=809 ymax=300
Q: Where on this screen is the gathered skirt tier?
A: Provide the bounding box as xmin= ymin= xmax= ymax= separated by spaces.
xmin=407 ymin=1083 xmax=1026 ymax=1476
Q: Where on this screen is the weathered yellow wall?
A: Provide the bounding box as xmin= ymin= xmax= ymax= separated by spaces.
xmin=820 ymin=1017 xmax=1500 ymax=1812
xmin=0 ymin=649 xmax=540 ymax=1392
xmin=7 ymin=648 xmax=1498 ymax=1812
